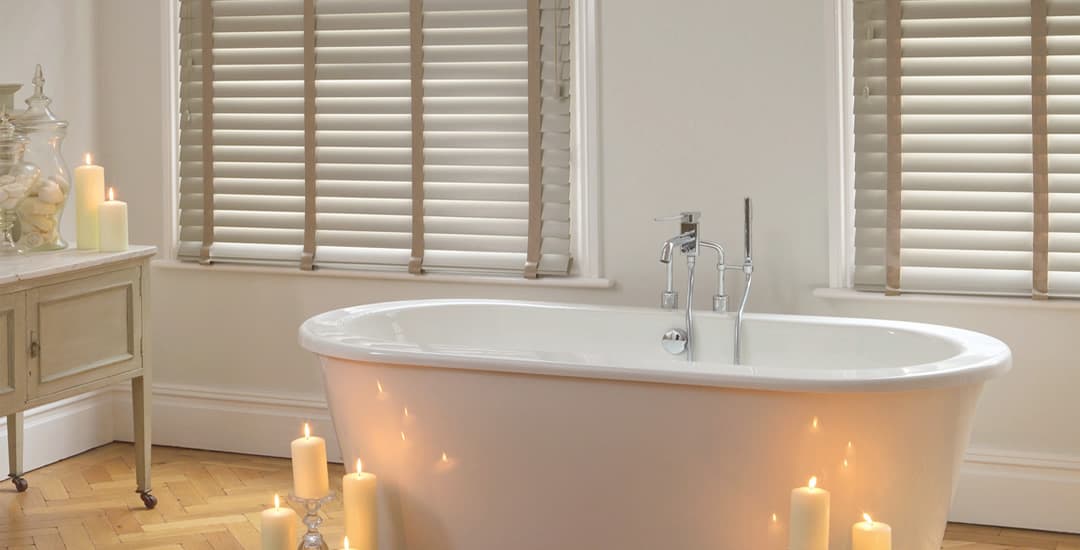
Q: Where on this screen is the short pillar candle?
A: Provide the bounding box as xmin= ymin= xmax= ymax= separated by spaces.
xmin=789 ymin=476 xmax=830 ymax=550
xmin=291 ymin=423 xmax=330 ymax=499
xmin=852 ymin=513 xmax=892 ymax=550
xmin=97 ymin=187 xmax=128 ymax=252
xmin=343 ymin=458 xmax=377 ymax=550
xmin=261 ymin=494 xmax=299 ymax=550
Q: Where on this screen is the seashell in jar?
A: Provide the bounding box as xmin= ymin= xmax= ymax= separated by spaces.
xmin=36 ymin=180 xmax=64 ymax=204
xmin=22 ymin=231 xmax=44 ymax=249
xmin=22 ymin=173 xmax=41 ymax=194
xmin=27 ymin=214 xmax=55 ymax=233
xmin=27 ymin=199 xmax=56 ymax=216
xmin=53 ymin=174 xmax=69 ymax=194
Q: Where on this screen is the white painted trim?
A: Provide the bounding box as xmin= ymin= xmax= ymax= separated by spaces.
xmin=161 ymin=0 xmax=179 ymax=258
xmin=826 ymin=0 xmax=855 ymax=289
xmin=152 ymin=258 xmax=615 ymax=289
xmin=814 ymin=286 xmax=1080 ymax=311
xmin=569 ymin=0 xmax=602 ymax=279
xmin=952 ymin=448 xmax=1080 ymax=533
xmin=0 ymin=390 xmax=115 ymax=476
xmin=110 ymin=383 xmax=343 ymax=463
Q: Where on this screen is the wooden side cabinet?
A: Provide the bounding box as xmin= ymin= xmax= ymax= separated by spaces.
xmin=0 ymin=246 xmax=156 ymax=508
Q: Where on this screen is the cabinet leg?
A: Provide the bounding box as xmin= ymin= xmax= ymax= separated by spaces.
xmin=7 ymin=412 xmax=26 ymax=492
xmin=132 ymin=375 xmax=153 ymax=507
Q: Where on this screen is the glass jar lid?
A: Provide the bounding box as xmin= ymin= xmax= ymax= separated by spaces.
xmin=14 ymin=65 xmax=68 ymax=133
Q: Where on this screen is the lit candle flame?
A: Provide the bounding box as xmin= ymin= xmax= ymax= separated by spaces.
xmin=848 ymin=441 xmax=854 ymax=450
xmin=400 ymin=431 xmax=406 ymax=441
xmin=808 ymin=476 xmax=817 ymax=489
xmin=356 ymin=458 xmax=363 ymax=474
xmin=843 ymin=459 xmax=849 ymax=468
xmin=107 ymin=187 xmax=116 ymax=201
xmin=771 ymin=513 xmax=778 ymax=523
xmin=377 ymin=381 xmax=384 ymax=393
xmin=274 ymin=493 xmax=280 ymax=509
xmin=811 ymin=416 xmax=819 ymax=430
xmin=84 ymin=153 xmax=93 ymax=165
xmin=404 ymin=407 xmax=409 ymax=417
xmin=863 ymin=513 xmax=873 ymax=524
xmin=344 ymin=536 xmax=350 ymax=550
xmin=441 ymin=451 xmax=448 ymax=463
xmin=304 ymin=423 xmax=311 ymax=439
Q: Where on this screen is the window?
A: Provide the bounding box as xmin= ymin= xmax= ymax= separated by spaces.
xmin=850 ymin=0 xmax=1080 ymax=298
xmin=176 ymin=0 xmax=576 ymax=277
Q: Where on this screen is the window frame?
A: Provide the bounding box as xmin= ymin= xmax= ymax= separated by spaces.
xmin=159 ymin=0 xmax=603 ymax=280
xmin=827 ymin=0 xmax=856 ymax=290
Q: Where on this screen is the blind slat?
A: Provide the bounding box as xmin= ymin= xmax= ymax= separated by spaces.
xmin=178 ymin=0 xmax=573 ymax=276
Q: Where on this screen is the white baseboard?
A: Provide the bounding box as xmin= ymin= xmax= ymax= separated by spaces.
xmin=4 ymin=383 xmax=1077 ymax=534
xmin=0 ymin=390 xmax=116 ymax=476
xmin=110 ymin=383 xmax=342 ymax=463
xmin=951 ymin=449 xmax=1080 ymax=533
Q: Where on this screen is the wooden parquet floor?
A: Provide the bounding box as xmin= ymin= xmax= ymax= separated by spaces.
xmin=0 ymin=442 xmax=1075 ymax=549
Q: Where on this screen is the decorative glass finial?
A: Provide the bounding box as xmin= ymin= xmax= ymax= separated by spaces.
xmin=31 ymin=65 xmax=44 ymax=97
xmin=15 ymin=64 xmax=65 ymax=132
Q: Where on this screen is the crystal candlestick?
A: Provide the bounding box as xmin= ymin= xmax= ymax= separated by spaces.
xmin=290 ymin=490 xmax=336 ymax=550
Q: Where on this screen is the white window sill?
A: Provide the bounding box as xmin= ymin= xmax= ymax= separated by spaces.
xmin=813 ymin=287 xmax=1080 ymax=311
xmin=152 ymin=259 xmax=615 ymax=289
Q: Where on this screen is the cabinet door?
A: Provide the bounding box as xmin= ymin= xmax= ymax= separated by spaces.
xmin=28 ymin=267 xmax=142 ymax=399
xmin=0 ymin=292 xmax=26 ymax=414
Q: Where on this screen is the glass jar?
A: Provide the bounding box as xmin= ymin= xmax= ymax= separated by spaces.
xmin=0 ymin=114 xmax=40 ymax=255
xmin=14 ymin=65 xmax=70 ymax=252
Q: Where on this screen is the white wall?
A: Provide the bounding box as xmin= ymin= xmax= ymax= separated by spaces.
xmin=9 ymin=0 xmax=1079 ymax=532
xmin=0 ymin=0 xmax=98 ymax=242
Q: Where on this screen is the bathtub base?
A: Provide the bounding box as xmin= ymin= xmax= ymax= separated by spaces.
xmin=322 ymin=357 xmax=982 ymax=550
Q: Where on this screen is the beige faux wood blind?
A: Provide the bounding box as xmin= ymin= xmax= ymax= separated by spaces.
xmin=852 ymin=0 xmax=1080 ymax=297
xmin=177 ymin=0 xmax=573 ymax=276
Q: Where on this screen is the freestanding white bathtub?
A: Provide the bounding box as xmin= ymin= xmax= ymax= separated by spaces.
xmin=300 ymin=299 xmax=1011 ymax=550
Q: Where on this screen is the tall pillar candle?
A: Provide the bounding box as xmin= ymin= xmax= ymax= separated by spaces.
xmin=261 ymin=494 xmax=299 ymax=550
xmin=291 ymin=423 xmax=330 ymax=499
xmin=343 ymin=458 xmax=377 ymax=550
xmin=98 ymin=187 xmax=128 ymax=252
xmin=789 ymin=476 xmax=830 ymax=550
xmin=74 ymin=154 xmax=104 ymax=249
xmin=852 ymin=514 xmax=892 ymax=550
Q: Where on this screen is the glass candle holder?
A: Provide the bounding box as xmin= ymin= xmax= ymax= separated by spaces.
xmin=289 ymin=490 xmax=336 ymax=550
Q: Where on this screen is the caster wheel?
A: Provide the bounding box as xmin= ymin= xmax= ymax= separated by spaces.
xmin=139 ymin=491 xmax=157 ymax=510
xmin=11 ymin=476 xmax=27 ymax=492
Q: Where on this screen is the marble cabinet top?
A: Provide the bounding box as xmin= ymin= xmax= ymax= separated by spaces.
xmin=0 ymin=245 xmax=157 ymax=286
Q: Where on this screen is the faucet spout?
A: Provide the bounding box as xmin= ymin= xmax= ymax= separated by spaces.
xmin=660 ymin=240 xmax=675 ymax=263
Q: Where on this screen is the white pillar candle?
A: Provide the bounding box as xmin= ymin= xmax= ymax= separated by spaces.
xmin=291 ymin=423 xmax=330 ymax=499
xmin=344 ymin=458 xmax=377 ymax=550
xmin=97 ymin=187 xmax=128 ymax=252
xmin=852 ymin=513 xmax=892 ymax=550
xmin=261 ymin=494 xmax=299 ymax=550
xmin=74 ymin=153 xmax=104 ymax=250
xmin=789 ymin=476 xmax=830 ymax=550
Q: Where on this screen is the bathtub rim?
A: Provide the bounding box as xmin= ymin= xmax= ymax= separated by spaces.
xmin=300 ymin=299 xmax=1011 ymax=393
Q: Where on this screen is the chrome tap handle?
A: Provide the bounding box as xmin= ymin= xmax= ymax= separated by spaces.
xmin=654 ymin=212 xmax=701 ymax=224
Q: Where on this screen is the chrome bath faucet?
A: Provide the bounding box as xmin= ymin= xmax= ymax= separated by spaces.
xmin=655 ymin=198 xmax=754 ymax=364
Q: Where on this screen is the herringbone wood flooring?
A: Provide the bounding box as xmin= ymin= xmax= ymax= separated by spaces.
xmin=0 ymin=443 xmax=1076 ymax=549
